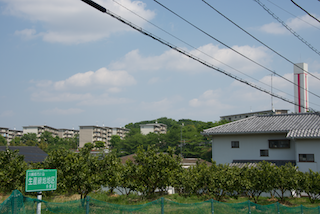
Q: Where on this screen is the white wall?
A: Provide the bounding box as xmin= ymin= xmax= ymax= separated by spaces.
xmin=23 ymin=127 xmax=39 ymax=135
xmin=212 ymin=133 xmax=295 ymax=165
xmin=140 ymin=125 xmax=154 ymax=135
xmin=295 ymin=139 xmax=320 ymax=172
xmin=79 ymin=127 xmax=93 ymax=148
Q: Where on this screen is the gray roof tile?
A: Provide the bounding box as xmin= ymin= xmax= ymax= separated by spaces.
xmin=202 ymin=112 xmax=320 ymax=138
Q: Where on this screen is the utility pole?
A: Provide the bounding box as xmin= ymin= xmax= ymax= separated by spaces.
xmin=181 ymin=123 xmax=184 ymax=157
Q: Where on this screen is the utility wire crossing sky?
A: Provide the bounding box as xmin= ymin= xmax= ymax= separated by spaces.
xmin=0 ymin=0 xmax=319 ymax=130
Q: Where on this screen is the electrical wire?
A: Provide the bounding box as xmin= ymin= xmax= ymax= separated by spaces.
xmin=290 ymin=0 xmax=320 ymax=24
xmin=266 ymin=0 xmax=320 ymax=30
xmin=253 ymin=0 xmax=320 ymax=57
xmin=202 ymin=0 xmax=320 ymax=82
xmin=111 ymin=0 xmax=296 ymax=99
xmin=152 ymin=0 xmax=320 ymax=100
xmin=80 ymin=0 xmax=319 ymax=110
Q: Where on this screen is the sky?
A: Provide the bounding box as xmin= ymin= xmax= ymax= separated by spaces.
xmin=0 ymin=0 xmax=320 ymax=130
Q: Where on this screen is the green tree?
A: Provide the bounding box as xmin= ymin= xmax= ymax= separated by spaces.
xmin=21 ymin=133 xmax=38 ymax=146
xmin=0 ymin=135 xmax=7 ymax=146
xmin=297 ymin=170 xmax=320 ymax=203
xmin=109 ymin=135 xmax=121 ymax=150
xmin=274 ymin=163 xmax=298 ymax=202
xmin=42 ymin=147 xmax=101 ymax=199
xmin=242 ymin=161 xmax=276 ymax=203
xmin=0 ymin=149 xmax=28 ymax=193
xmin=9 ymin=136 xmax=21 ymax=146
xmin=84 ymin=142 xmax=94 ymax=150
xmin=133 ymin=146 xmax=181 ymax=197
xmin=95 ymin=141 xmax=105 ymax=149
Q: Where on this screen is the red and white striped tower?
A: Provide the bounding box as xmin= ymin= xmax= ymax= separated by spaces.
xmin=294 ymin=63 xmax=309 ymax=113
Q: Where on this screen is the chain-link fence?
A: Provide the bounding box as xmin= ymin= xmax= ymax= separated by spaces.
xmin=1 ymin=190 xmax=320 ymax=214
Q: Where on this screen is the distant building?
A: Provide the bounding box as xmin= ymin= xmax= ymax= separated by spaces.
xmin=220 ymin=109 xmax=288 ymax=122
xmin=140 ymin=123 xmax=167 ymax=135
xmin=0 ymin=127 xmax=23 ymax=143
xmin=58 ymin=128 xmax=79 ymax=139
xmin=23 ymin=125 xmax=59 ymax=138
xmin=79 ymin=125 xmax=129 ymax=148
xmin=112 ymin=127 xmax=130 ymax=140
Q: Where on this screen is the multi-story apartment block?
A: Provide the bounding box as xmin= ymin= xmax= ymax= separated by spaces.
xmin=140 ymin=123 xmax=167 ymax=135
xmin=112 ymin=127 xmax=129 ymax=140
xmin=220 ymin=109 xmax=289 ymax=122
xmin=79 ymin=126 xmax=130 ymax=148
xmin=0 ymin=127 xmax=23 ymax=143
xmin=23 ymin=125 xmax=59 ymax=138
xmin=58 ymin=129 xmax=79 ymax=139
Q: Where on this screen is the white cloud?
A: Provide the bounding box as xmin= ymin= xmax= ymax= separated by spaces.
xmin=54 ymin=67 xmax=136 ymax=91
xmin=189 ymin=89 xmax=233 ymax=110
xmin=140 ymin=96 xmax=183 ymax=112
xmin=14 ymin=28 xmax=39 ymax=40
xmin=148 ymin=77 xmax=160 ymax=85
xmin=260 ymin=14 xmax=320 ymax=35
xmin=41 ymin=108 xmax=84 ymax=115
xmin=111 ymin=44 xmax=271 ymax=74
xmin=2 ymin=0 xmax=155 ymax=44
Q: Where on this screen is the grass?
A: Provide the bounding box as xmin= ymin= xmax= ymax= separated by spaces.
xmin=1 ymin=191 xmax=320 ymax=208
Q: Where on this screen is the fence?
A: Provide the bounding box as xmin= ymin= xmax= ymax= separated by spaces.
xmin=1 ymin=190 xmax=320 ymax=214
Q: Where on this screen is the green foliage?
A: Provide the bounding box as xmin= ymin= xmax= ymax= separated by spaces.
xmin=0 ymin=149 xmax=28 ymax=193
xmin=242 ymin=161 xmax=276 ymax=203
xmin=273 ymin=162 xmax=298 ymax=202
xmin=0 ymin=135 xmax=7 ymax=146
xmin=132 ymin=146 xmax=181 ymax=197
xmin=84 ymin=142 xmax=94 ymax=150
xmin=95 ymin=141 xmax=105 ymax=149
xmin=9 ymin=136 xmax=22 ymax=146
xmin=21 ymin=133 xmax=38 ymax=146
xmin=109 ymin=135 xmax=121 ymax=150
xmin=298 ymin=170 xmax=320 ymax=203
xmin=42 ymin=148 xmax=101 ymax=199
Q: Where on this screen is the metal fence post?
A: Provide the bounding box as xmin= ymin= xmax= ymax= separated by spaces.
xmin=86 ymin=196 xmax=90 ymax=214
xmin=277 ymin=202 xmax=280 ymax=214
xmin=211 ymin=199 xmax=214 ymax=214
xmin=301 ymin=205 xmax=303 ymax=214
xmin=161 ymin=197 xmax=164 ymax=214
xmin=248 ymin=200 xmax=251 ymax=214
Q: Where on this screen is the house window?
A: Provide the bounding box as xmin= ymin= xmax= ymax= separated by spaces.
xmin=269 ymin=140 xmax=290 ymax=148
xmin=231 ymin=141 xmax=239 ymax=148
xmin=260 ymin=149 xmax=269 ymax=157
xmin=299 ymin=154 xmax=314 ymax=162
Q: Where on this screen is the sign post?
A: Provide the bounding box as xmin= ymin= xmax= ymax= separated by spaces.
xmin=25 ymin=169 xmax=57 ymax=214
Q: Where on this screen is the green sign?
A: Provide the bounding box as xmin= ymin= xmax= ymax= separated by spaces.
xmin=25 ymin=169 xmax=57 ymax=192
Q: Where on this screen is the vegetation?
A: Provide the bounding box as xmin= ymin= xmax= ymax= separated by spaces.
xmin=1 ymin=145 xmax=320 ymax=205
xmin=116 ymin=117 xmax=229 ymax=161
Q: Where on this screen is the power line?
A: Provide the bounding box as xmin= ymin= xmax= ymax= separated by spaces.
xmin=151 ymin=0 xmax=320 ymax=100
xmin=202 ymin=0 xmax=320 ymax=82
xmin=253 ymin=0 xmax=320 ymax=57
xmin=290 ymin=0 xmax=320 ymax=24
xmin=266 ymin=0 xmax=320 ymax=30
xmin=111 ymin=0 xmax=298 ymax=101
xmin=80 ymin=0 xmax=318 ymax=110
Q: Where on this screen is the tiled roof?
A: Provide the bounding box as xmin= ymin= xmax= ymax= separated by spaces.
xmin=0 ymin=146 xmax=48 ymax=162
xmin=202 ymin=112 xmax=320 ymax=138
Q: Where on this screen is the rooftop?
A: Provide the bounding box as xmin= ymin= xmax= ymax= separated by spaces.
xmin=203 ymin=112 xmax=320 ymax=139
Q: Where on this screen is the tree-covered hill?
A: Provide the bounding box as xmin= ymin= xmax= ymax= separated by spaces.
xmin=113 ymin=117 xmax=228 ymax=161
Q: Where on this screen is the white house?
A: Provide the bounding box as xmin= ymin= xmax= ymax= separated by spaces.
xmin=202 ymin=112 xmax=320 ymax=172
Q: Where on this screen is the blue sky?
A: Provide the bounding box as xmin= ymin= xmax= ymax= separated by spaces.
xmin=0 ymin=0 xmax=320 ymax=130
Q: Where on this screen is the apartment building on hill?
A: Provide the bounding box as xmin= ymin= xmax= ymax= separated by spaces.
xmin=79 ymin=125 xmax=129 ymax=148
xmin=0 ymin=127 xmax=23 ymax=143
